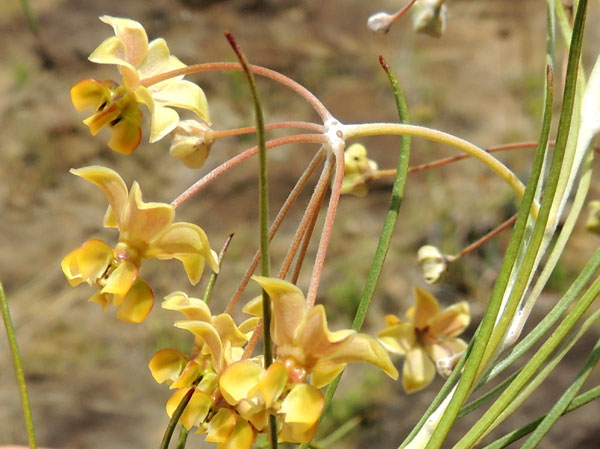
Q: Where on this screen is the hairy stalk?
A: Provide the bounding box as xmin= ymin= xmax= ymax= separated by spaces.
xmin=171 ymin=134 xmax=326 ymax=209
xmin=226 ymin=33 xmax=278 ymax=449
xmin=225 ymin=148 xmax=326 ymax=314
xmin=279 ymin=154 xmax=333 ymax=280
xmin=140 ymin=62 xmax=332 ymax=122
xmin=202 ymin=234 xmax=234 ymax=304
xmin=211 ymin=121 xmax=325 ymax=139
xmin=1 ymin=282 xmax=37 ymax=449
xmin=342 ymin=123 xmax=539 ymax=218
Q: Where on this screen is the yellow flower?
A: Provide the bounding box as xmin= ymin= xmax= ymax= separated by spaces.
xmin=72 ymin=16 xmax=209 ymax=153
xmin=377 ymin=287 xmax=470 ymax=393
xmin=61 ymin=166 xmax=218 ymax=322
xmin=341 ymin=143 xmax=378 ymax=197
xmin=249 ymin=277 xmax=398 ymax=388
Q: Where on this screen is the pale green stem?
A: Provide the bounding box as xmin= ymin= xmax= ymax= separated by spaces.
xmin=1 ymin=281 xmax=37 ymax=449
xmin=342 ymin=123 xmax=538 ymax=218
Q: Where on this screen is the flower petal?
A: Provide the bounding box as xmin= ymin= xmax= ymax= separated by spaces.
xmin=137 ymin=37 xmax=185 ymax=79
xmin=410 ymin=287 xmax=440 ymax=329
xmin=61 ymin=239 xmax=113 ymax=286
xmin=377 ymin=322 xmax=417 ymax=355
xmin=254 ymin=361 xmax=288 ymax=408
xmin=175 ymin=320 xmax=224 ymax=372
xmin=166 ymin=387 xmax=212 ymax=430
xmin=310 ymin=364 xmax=346 ymax=389
xmin=71 ymin=79 xmax=116 ymax=111
xmin=429 ymin=301 xmax=470 ymax=338
xmin=70 ymin=166 xmax=129 ymax=225
xmin=280 ymin=383 xmax=324 ymax=441
xmin=102 ymin=260 xmax=139 ymax=298
xmin=120 ymin=182 xmax=175 ymax=249
xmin=107 ymin=107 xmax=142 ymax=154
xmin=152 ymin=79 xmax=210 ymax=124
xmin=115 ymin=276 xmax=153 ymax=323
xmin=402 ymin=348 xmax=436 ymax=394
xmin=222 ymin=416 xmax=255 ymax=449
xmin=89 ymin=36 xmax=139 ymax=87
xmin=212 ymin=313 xmax=248 ymax=347
xmin=205 ymin=408 xmax=236 ymax=443
xmin=219 ymin=361 xmax=263 ymax=406
xmin=162 ymin=291 xmax=212 ymax=321
xmin=252 ymin=277 xmax=306 ymax=348
xmin=149 ymin=348 xmax=187 ymax=384
xmin=99 ymin=16 xmax=149 ymax=67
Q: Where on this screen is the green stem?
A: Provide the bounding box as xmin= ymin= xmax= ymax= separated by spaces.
xmin=175 ymin=426 xmax=189 ymax=449
xmin=225 ymin=32 xmax=277 ymax=449
xmin=159 ymin=386 xmax=195 ymax=449
xmin=202 ymin=234 xmax=234 ymax=304
xmin=342 ymin=122 xmax=538 ymax=218
xmin=1 ymin=281 xmax=37 ymax=449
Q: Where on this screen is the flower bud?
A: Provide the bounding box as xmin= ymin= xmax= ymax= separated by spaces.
xmin=367 ymin=12 xmax=394 ymax=34
xmin=436 ymin=352 xmax=463 ymax=378
xmin=585 ymin=200 xmax=600 ymax=234
xmin=341 ymin=143 xmax=379 ymax=197
xmin=169 ymin=120 xmax=214 ymax=168
xmin=417 ymin=245 xmax=447 ymax=284
xmin=412 ymin=0 xmax=448 ymax=38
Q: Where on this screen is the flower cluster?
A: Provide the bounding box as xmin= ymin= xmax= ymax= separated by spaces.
xmin=149 ymin=277 xmax=398 ymax=446
xmin=71 ymin=16 xmax=209 ymax=160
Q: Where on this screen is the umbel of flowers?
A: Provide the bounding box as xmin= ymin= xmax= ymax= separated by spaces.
xmin=149 ymin=277 xmax=398 ymax=446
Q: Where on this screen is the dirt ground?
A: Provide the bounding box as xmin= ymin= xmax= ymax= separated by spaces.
xmin=1 ymin=0 xmax=600 ymax=448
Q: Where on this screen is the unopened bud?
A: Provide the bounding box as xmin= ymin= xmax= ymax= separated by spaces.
xmin=341 ymin=143 xmax=379 ymax=197
xmin=436 ymin=351 xmax=463 ymax=378
xmin=417 ymin=245 xmax=447 ymax=284
xmin=169 ymin=120 xmax=214 ymax=168
xmin=367 ymin=12 xmax=394 ymax=34
xmin=412 ymin=0 xmax=448 ymax=38
xmin=585 ymin=200 xmax=600 ymax=234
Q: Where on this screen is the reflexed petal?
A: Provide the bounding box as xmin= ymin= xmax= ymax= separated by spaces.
xmin=239 ymin=317 xmax=260 ymax=335
xmin=120 ymin=182 xmax=174 ymax=247
xmin=61 ymin=239 xmax=113 ymax=286
xmin=254 ymin=361 xmax=288 ymax=408
xmin=99 ymin=16 xmax=149 ymax=67
xmin=162 ymin=291 xmax=212 ymax=321
xmin=115 ymin=277 xmax=153 ymax=322
xmin=219 ymin=361 xmax=263 ymax=406
xmin=411 ymin=287 xmax=440 ymax=329
xmin=280 ymin=383 xmax=324 ymax=429
xmin=89 ymin=36 xmax=139 ymax=87
xmin=241 ymin=295 xmax=263 ymax=317
xmin=138 ymin=38 xmax=185 ymax=78
xmin=149 ymin=348 xmax=187 ymax=384
xmin=171 ymin=361 xmax=202 ymax=390
xmin=152 ymin=79 xmax=210 ymax=124
xmin=205 ymin=408 xmax=236 ymax=443
xmin=402 ymin=348 xmax=436 ymax=393
xmin=88 ymin=290 xmax=112 ymax=311
xmin=71 ymin=79 xmax=115 ymax=111
xmin=252 ymin=276 xmax=306 ymax=348
xmin=70 ymin=166 xmax=128 ymax=224
xmin=310 ymin=364 xmax=345 ymax=389
xmin=279 ymin=420 xmax=320 ymax=444
xmin=429 ymin=301 xmax=470 ymax=338
xmin=103 ymin=206 xmax=119 ymax=228
xmin=377 ymin=322 xmax=417 ymax=355
xmin=150 ymin=103 xmax=180 ymax=142
xmin=175 ymin=320 xmax=224 ymax=372
xmin=102 ymin=260 xmax=138 ymax=298
xmin=223 ymin=417 xmax=255 ymax=449
xmin=146 ymin=222 xmax=218 ymax=282
xmin=323 ymin=333 xmax=398 ymax=380
xmin=83 ymin=103 xmax=121 ymax=135
xmin=212 ymin=314 xmax=248 ymax=347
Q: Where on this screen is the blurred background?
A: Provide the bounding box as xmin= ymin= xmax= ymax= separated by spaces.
xmin=1 ymin=0 xmax=600 ymax=448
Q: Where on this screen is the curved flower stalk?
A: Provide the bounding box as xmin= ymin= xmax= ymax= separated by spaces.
xmin=61 ymin=166 xmax=218 ymax=322
xmin=71 ymin=16 xmax=209 ymax=155
xmin=378 ymin=287 xmax=470 ymax=393
xmin=149 ymin=278 xmax=397 ymax=446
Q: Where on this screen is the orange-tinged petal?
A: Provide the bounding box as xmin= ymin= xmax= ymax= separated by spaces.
xmin=83 ymin=103 xmax=121 ymax=135
xmin=402 ymin=347 xmax=436 ymax=394
xmin=377 ymin=322 xmax=417 ymax=355
xmin=162 ymin=291 xmax=212 ymax=321
xmin=411 ymin=287 xmax=440 ymax=329
xmin=61 ymin=239 xmax=113 ymax=286
xmin=205 ymin=408 xmax=236 ymax=443
xmin=175 ymin=320 xmax=224 ymax=372
xmin=223 ymin=417 xmax=255 ymax=449
xmin=254 ymin=361 xmax=288 ymax=408
xmin=219 ymin=361 xmax=263 ymax=406
xmin=252 ymin=276 xmax=306 ymax=348
xmin=102 ymin=260 xmax=138 ymax=298
xmin=71 ymin=79 xmax=115 ymax=111
xmin=280 ymin=383 xmax=324 ymax=429
xmin=148 ymin=348 xmax=187 ymax=384
xmin=115 ymin=276 xmax=153 ymax=323
xmin=385 ymin=314 xmax=402 ymax=326
xmin=107 ymin=108 xmax=142 ymax=154
xmin=429 ymin=301 xmax=470 ymax=338
xmin=88 ymin=290 xmax=112 ymax=311
xmin=121 ymin=182 xmax=174 ymax=248
xmin=70 ymin=166 xmax=128 ymax=224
